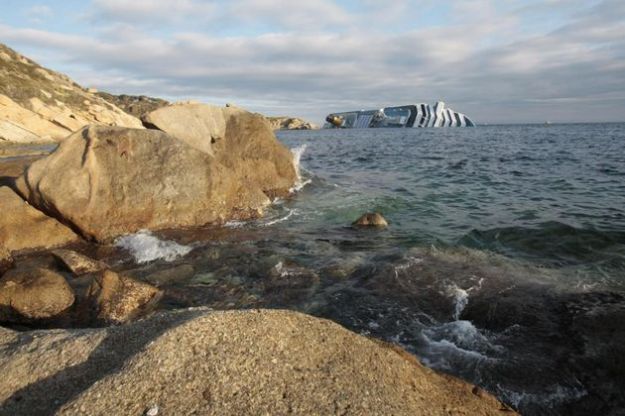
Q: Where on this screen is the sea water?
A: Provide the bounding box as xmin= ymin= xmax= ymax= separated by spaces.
xmin=119 ymin=123 xmax=625 ymax=415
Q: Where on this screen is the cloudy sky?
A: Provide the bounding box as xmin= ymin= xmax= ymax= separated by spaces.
xmin=1 ymin=0 xmax=624 ymax=124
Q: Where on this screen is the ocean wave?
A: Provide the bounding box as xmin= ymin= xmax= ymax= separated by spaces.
xmin=459 ymin=221 xmax=625 ymax=267
xmin=115 ymin=230 xmax=193 ymax=263
xmin=290 ymin=144 xmax=311 ymax=192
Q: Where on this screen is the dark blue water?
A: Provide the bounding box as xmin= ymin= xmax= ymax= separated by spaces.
xmin=137 ymin=124 xmax=625 ymax=415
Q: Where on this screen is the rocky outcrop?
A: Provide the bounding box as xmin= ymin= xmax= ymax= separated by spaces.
xmin=96 ymin=92 xmax=169 ymax=118
xmin=85 ymin=271 xmax=162 ymax=325
xmin=0 ymin=265 xmax=74 ymax=323
xmin=353 ymin=212 xmax=389 ymax=227
xmin=0 ymin=308 xmax=512 ymax=415
xmin=143 ymin=103 xmax=297 ymax=198
xmin=0 ymin=43 xmax=143 ymax=143
xmin=266 ymin=116 xmax=317 ymax=130
xmin=17 ymin=122 xmax=295 ymax=241
xmin=0 ymin=187 xmax=79 ymax=253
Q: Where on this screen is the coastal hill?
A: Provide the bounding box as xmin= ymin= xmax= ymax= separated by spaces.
xmin=0 ymin=42 xmax=314 ymax=141
xmin=0 ymin=43 xmax=142 ymax=143
xmin=266 ymin=116 xmax=318 ymax=130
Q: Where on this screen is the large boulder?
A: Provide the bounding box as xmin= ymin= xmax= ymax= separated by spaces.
xmin=143 ymin=103 xmax=297 ymax=198
xmin=18 ymin=123 xmax=295 ymax=241
xmin=0 ymin=308 xmax=513 ymax=415
xmin=85 ymin=270 xmax=162 ymax=325
xmin=0 ymin=265 xmax=74 ymax=323
xmin=0 ymin=186 xmax=80 ymax=252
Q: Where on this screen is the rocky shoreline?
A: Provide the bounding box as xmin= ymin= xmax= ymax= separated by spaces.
xmin=0 ymin=43 xmax=512 ymax=414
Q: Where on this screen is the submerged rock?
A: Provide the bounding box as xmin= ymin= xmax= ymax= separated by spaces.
xmin=0 ymin=265 xmax=74 ymax=323
xmin=52 ymin=249 xmax=108 ymax=276
xmin=352 ymin=212 xmax=389 ymax=227
xmin=0 ymin=308 xmax=512 ymax=415
xmin=0 ymin=186 xmax=80 ymax=252
xmin=143 ymin=264 xmax=195 ymax=286
xmin=86 ymin=270 xmax=162 ymax=325
xmin=18 ymin=120 xmax=296 ymax=241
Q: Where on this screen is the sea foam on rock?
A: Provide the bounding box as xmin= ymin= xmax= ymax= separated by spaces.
xmin=16 ymin=107 xmax=297 ymax=241
xmin=0 ymin=308 xmax=513 ymax=415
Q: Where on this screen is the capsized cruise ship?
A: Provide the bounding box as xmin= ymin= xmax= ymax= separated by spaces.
xmin=324 ymin=101 xmax=475 ymax=128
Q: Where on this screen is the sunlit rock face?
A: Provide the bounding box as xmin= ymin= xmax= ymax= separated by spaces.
xmin=325 ymin=101 xmax=475 ymax=128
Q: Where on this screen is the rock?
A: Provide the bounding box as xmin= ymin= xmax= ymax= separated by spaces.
xmin=0 ymin=186 xmax=80 ymax=252
xmin=352 ymin=212 xmax=389 ymax=227
xmin=143 ymin=103 xmax=297 ymax=198
xmin=0 ymin=308 xmax=513 ymax=415
xmin=265 ymin=116 xmax=318 ymax=131
xmin=96 ymin=92 xmax=169 ymax=119
xmin=143 ymin=264 xmax=195 ymax=286
xmin=17 ymin=120 xmax=296 ymax=241
xmin=0 ymin=43 xmax=143 ymax=144
xmin=0 ymin=245 xmax=12 ymax=275
xmin=86 ymin=270 xmax=162 ymax=324
xmin=0 ymin=266 xmax=74 ymax=322
xmin=51 ymin=249 xmax=108 ymax=276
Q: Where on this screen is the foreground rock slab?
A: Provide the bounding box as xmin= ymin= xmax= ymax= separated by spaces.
xmin=0 ymin=186 xmax=79 ymax=252
xmin=0 ymin=308 xmax=512 ymax=415
xmin=0 ymin=265 xmax=74 ymax=323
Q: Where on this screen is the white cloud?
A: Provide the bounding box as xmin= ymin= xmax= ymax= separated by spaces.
xmin=2 ymin=0 xmax=624 ymax=123
xmin=24 ymin=4 xmax=53 ymax=24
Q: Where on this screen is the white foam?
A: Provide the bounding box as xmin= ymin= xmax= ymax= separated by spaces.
xmin=290 ymin=144 xmax=311 ymax=192
xmin=262 ymin=208 xmax=297 ymax=226
xmin=420 ymin=320 xmax=503 ymax=371
xmin=499 ymin=383 xmax=587 ymax=409
xmin=446 ymin=284 xmax=469 ymax=320
xmin=115 ymin=230 xmax=192 ymax=264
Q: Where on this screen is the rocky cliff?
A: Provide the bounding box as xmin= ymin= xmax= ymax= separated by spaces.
xmin=0 ymin=43 xmax=142 ymax=143
xmin=266 ymin=116 xmax=317 ymax=130
xmin=96 ymin=92 xmax=170 ymax=119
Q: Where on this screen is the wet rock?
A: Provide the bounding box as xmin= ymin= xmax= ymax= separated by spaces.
xmin=144 ymin=264 xmax=195 ymax=286
xmin=18 ymin=121 xmax=295 ymax=242
xmin=352 ymin=212 xmax=389 ymax=227
xmin=0 ymin=245 xmax=12 ymax=275
xmin=0 ymin=186 xmax=80 ymax=252
xmin=0 ymin=308 xmax=513 ymax=415
xmin=52 ymin=249 xmax=108 ymax=276
xmin=0 ymin=265 xmax=74 ymax=323
xmin=86 ymin=270 xmax=162 ymax=324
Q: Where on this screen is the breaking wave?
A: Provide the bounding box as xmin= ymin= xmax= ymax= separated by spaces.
xmin=290 ymin=144 xmax=311 ymax=192
xmin=115 ymin=230 xmax=193 ymax=263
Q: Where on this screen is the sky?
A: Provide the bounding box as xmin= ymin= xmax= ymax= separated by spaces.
xmin=1 ymin=0 xmax=624 ymax=124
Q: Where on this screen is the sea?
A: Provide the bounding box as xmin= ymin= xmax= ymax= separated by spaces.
xmin=116 ymin=123 xmax=625 ymax=415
